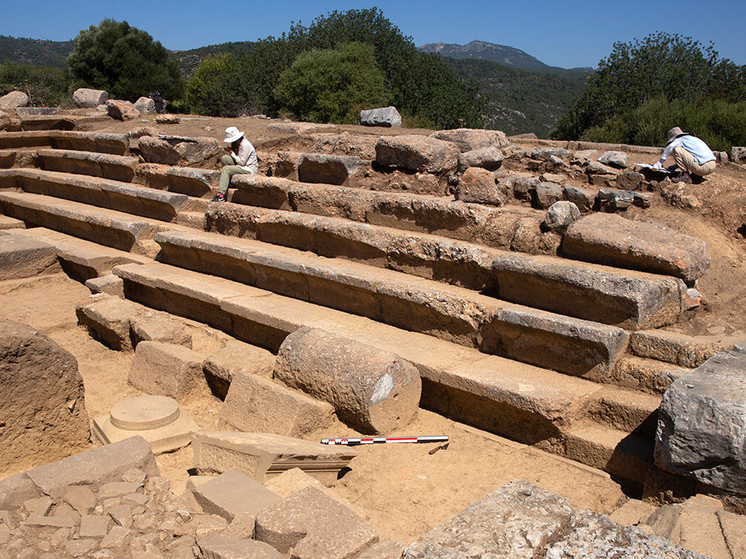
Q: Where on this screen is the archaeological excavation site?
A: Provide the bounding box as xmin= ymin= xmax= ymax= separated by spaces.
xmin=1 ymin=101 xmax=746 ymax=558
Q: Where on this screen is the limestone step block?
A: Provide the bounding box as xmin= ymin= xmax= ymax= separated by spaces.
xmin=36 ymin=148 xmax=137 ymax=182
xmin=192 ymin=469 xmax=282 ymax=522
xmin=176 ymin=210 xmax=207 ymax=230
xmin=153 ymin=230 xmax=629 ymax=378
xmin=630 ymin=329 xmax=730 ymax=368
xmin=0 ymin=191 xmax=158 ymax=254
xmin=18 ymin=115 xmax=75 ymax=131
xmin=208 ymin=205 xmax=685 ymax=330
xmin=135 ymin=163 xmax=219 ymax=197
xmin=656 ymin=349 xmax=746 ymax=495
xmin=77 ymin=294 xmax=141 ymax=351
xmin=204 ymin=340 xmax=275 ymax=398
xmin=375 ymin=134 xmax=459 ymax=173
xmin=563 ymin=213 xmax=711 ymax=283
xmin=609 ymin=355 xmax=689 ymax=395
xmin=431 ymin=128 xmax=510 ymax=152
xmin=218 ymin=372 xmax=334 ymax=437
xmin=93 ymin=395 xmax=200 ymax=454
xmin=0 ymin=130 xmax=53 ymax=150
xmin=128 ymin=341 xmax=206 ymax=401
xmin=403 ymin=480 xmax=573 ymax=558
xmin=0 ymin=215 xmax=25 ymax=230
xmin=192 ymin=432 xmax=357 ymax=486
xmin=0 ymin=319 xmax=90 ymax=474
xmin=275 ymin=327 xmax=421 ymax=434
xmin=129 ymin=310 xmax=193 ymax=349
xmin=10 ymin=226 xmax=149 ymax=282
xmin=0 ymin=233 xmax=59 ymax=280
xmin=50 ymin=131 xmax=129 ymax=156
xmin=564 ymin=421 xmax=654 ymax=485
xmin=112 ymin=262 xmax=605 ymax=444
xmin=0 ymin=149 xmax=17 ymax=168
xmin=23 ymin=436 xmax=158 ymax=501
xmin=358 ymin=541 xmax=406 ymax=559
xmin=13 ymin=168 xmax=190 ymax=222
xmin=229 ymin=174 xmax=557 ymax=254
xmin=297 ymin=153 xmax=370 ymax=185
xmin=255 ymin=486 xmax=378 ymax=559
xmin=585 ymin=385 xmax=661 ymax=438
xmin=198 ymin=534 xmax=284 ymax=559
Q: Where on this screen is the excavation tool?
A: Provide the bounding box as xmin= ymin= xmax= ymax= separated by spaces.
xmin=320 ymin=435 xmax=449 ymax=446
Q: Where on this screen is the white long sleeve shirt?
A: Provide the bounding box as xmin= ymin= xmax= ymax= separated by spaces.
xmin=657 ymin=135 xmax=715 ymax=167
xmin=231 ymin=137 xmax=259 ymax=173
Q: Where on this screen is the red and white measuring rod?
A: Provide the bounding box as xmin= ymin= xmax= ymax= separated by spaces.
xmin=320 ymin=435 xmax=449 ymax=446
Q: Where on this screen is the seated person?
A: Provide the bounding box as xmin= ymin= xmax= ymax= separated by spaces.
xmin=212 ymin=126 xmax=258 ymax=202
xmin=653 ymin=127 xmax=716 ymax=184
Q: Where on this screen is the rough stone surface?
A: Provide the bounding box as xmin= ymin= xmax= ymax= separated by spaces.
xmin=203 ymin=340 xmax=275 ymax=399
xmin=597 ymin=188 xmax=635 ymax=213
xmin=0 ymin=234 xmax=58 ymax=280
xmin=128 ymin=341 xmax=206 ymax=401
xmin=255 ymin=486 xmax=378 ymax=559
xmin=431 ymin=128 xmax=509 ymax=152
xmin=0 ymin=319 xmax=90 ymax=473
xmin=359 ymin=106 xmax=402 ymax=127
xmin=533 ymin=182 xmax=563 ymax=209
xmin=630 ymin=330 xmax=726 ymax=368
xmin=218 ymin=371 xmax=335 ymax=437
xmin=656 ymin=349 xmax=746 ymax=494
xmin=138 ymin=136 xmax=180 ymax=165
xmin=106 ymin=100 xmax=139 ymax=121
xmin=198 ymin=534 xmax=285 ymax=558
xmin=598 ymin=150 xmax=629 ymax=169
xmin=85 ymin=274 xmax=125 ymax=298
xmin=297 ymin=153 xmax=369 ymax=185
xmin=0 ymin=91 xmax=29 ymax=109
xmin=563 ymin=185 xmax=597 ymax=212
xmin=457 ymin=147 xmax=504 ymax=171
xmin=730 ymin=146 xmax=746 ymax=164
xmin=134 ymin=97 xmax=156 ymax=115
xmin=73 ymin=88 xmax=108 ymax=108
xmin=130 ymin=311 xmax=192 ymax=349
xmin=192 ymin=469 xmax=281 ymax=522
xmin=192 ymin=432 xmax=356 ymax=486
xmin=76 ymin=294 xmax=141 ymax=351
xmin=375 ymin=135 xmax=459 ymax=173
xmin=274 ymin=327 xmax=422 ymax=434
xmin=617 ymin=171 xmax=646 ymax=191
xmin=563 ymin=213 xmax=711 ymax=283
xmin=455 ymin=167 xmax=505 ymax=206
xmin=543 ymin=201 xmax=581 ymax=233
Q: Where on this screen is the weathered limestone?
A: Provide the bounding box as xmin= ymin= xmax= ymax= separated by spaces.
xmin=93 ymin=395 xmax=200 ymax=454
xmin=106 ymin=99 xmax=139 ymax=121
xmin=455 ymin=167 xmax=505 ymax=206
xmin=597 ymin=188 xmax=635 ymax=213
xmin=37 ymin=149 xmax=138 ymax=182
xmin=203 ymin=340 xmax=275 ymax=398
xmin=360 ymin=106 xmax=401 ymax=127
xmin=128 ymin=341 xmax=206 ymax=401
xmin=274 ymin=327 xmax=421 ymax=434
xmin=563 ymin=185 xmax=597 ymax=212
xmin=0 ymin=233 xmax=59 ymax=280
xmin=656 ymin=349 xmax=746 ymax=494
xmin=77 ymin=293 xmax=140 ymax=350
xmin=138 ymin=135 xmax=222 ymax=167
xmin=130 ymin=310 xmax=193 ymax=348
xmin=543 ymin=201 xmax=581 ymax=233
xmin=0 ymin=319 xmax=90 ymax=474
xmin=457 ymin=146 xmax=504 ymax=171
xmin=255 ymin=486 xmax=378 ymax=559
xmin=375 ymin=135 xmax=459 ymax=173
xmin=297 ymin=153 xmax=369 ymax=185
xmin=533 ymin=181 xmax=563 ymax=209
xmin=431 ymin=128 xmax=509 ymax=152
xmin=136 ymin=163 xmax=219 ymax=197
xmin=134 ymin=96 xmax=156 ymax=114
xmin=598 ymin=150 xmax=629 ymax=169
xmin=630 ymin=329 xmax=727 ymax=368
xmin=192 ymin=469 xmax=281 ymax=522
xmin=73 ymin=88 xmax=108 ymax=108
xmin=218 ymin=371 xmax=335 ymax=437
xmin=192 ymin=432 xmax=357 ymax=486
xmin=563 ymin=213 xmax=711 ymax=283
xmin=0 ymin=91 xmax=28 ymax=110
xmin=198 ymin=534 xmax=284 ymax=559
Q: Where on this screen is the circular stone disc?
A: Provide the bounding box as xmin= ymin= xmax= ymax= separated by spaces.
xmin=110 ymin=395 xmax=181 ymax=431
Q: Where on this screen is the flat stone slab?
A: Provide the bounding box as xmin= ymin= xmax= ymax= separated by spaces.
xmin=630 ymin=329 xmax=728 ymax=368
xmin=563 ymin=213 xmax=711 ymax=283
xmin=297 ymin=153 xmax=370 ymax=185
xmin=0 ymin=215 xmax=25 ymax=230
xmin=375 ymin=134 xmax=459 ymax=173
xmin=192 ymin=469 xmax=282 ymax=522
xmin=37 ymin=148 xmax=138 ymax=182
xmin=136 ymin=163 xmax=219 ymax=197
xmin=192 ymin=431 xmax=357 ymax=486
xmin=198 ymin=534 xmax=284 ymax=559
xmin=204 ymin=340 xmax=275 ymax=399
xmin=656 ymin=349 xmax=746 ymax=495
xmin=93 ymin=395 xmax=200 ymax=454
xmin=0 ymin=233 xmax=58 ymax=280
xmin=128 ymin=341 xmax=205 ymax=401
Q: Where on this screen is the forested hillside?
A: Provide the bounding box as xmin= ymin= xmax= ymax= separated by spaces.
xmin=0 ymin=36 xmax=73 ymax=67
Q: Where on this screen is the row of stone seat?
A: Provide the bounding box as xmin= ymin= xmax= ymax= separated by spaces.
xmin=0 ymin=131 xmax=129 ymax=155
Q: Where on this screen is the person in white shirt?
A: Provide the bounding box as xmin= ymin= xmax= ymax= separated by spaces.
xmin=213 ymin=126 xmax=259 ymax=202
xmin=653 ymin=127 xmax=716 ymax=184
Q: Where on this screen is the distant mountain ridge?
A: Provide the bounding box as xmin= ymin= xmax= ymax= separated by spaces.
xmin=0 ymin=36 xmax=73 ymax=67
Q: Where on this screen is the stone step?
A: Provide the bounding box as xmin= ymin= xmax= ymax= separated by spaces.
xmin=153 ymin=229 xmax=629 ymax=379
xmin=0 ymin=131 xmax=129 ymax=155
xmin=585 ymin=385 xmax=661 ymax=439
xmin=611 ymin=355 xmax=690 ymax=395
xmin=176 ymin=211 xmax=207 ymax=230
xmin=205 ymin=202 xmax=686 ymax=330
xmin=7 ymin=227 xmax=150 ymax=282
xmin=629 ymin=329 xmax=733 ymax=368
xmin=2 ymin=168 xmax=189 ymax=222
xmin=37 ymin=148 xmax=139 ymax=182
xmin=0 ymin=191 xmax=161 ymax=256
xmin=563 ymin=421 xmax=654 ymax=486
xmin=135 ymin=163 xmax=219 ymax=198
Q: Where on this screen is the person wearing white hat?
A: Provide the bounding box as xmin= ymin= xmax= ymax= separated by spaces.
xmin=213 ymin=126 xmax=259 ymax=202
xmin=652 ymin=126 xmax=716 ymax=184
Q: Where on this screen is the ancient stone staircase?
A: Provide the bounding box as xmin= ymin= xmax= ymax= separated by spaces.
xmin=0 ymin=128 xmax=721 ymax=488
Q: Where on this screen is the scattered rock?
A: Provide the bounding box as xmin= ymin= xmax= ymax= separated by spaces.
xmin=375 ymin=135 xmax=459 ymax=173
xmin=0 ymin=91 xmax=29 ymax=110
xmin=134 ymin=97 xmax=156 ymax=115
xmin=563 ymin=185 xmax=597 ymax=212
xmin=543 ymin=201 xmax=581 ymax=233
xmin=533 ymin=182 xmax=563 ymax=209
xmin=191 ymin=469 xmax=281 ymax=522
xmin=431 ymin=128 xmax=509 ymax=152
xmin=455 ymin=167 xmax=505 ymax=206
xmin=106 ymin=100 xmax=140 ymax=121
xmin=598 ymin=151 xmax=629 ymax=169
xmin=73 ymin=88 xmax=108 ymax=108
xmin=617 ymin=171 xmax=646 ymax=191
xmin=155 ymin=114 xmax=180 ymax=125
xmin=597 ymin=188 xmax=635 ymax=212
xmin=457 ymin=146 xmax=504 ymax=171
xmin=359 ymin=106 xmax=401 ymax=127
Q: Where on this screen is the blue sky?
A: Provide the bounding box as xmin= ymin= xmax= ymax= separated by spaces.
xmin=2 ymin=0 xmax=744 ymax=69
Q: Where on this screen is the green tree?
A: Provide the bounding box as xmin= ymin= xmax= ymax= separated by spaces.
xmin=274 ymin=43 xmax=390 ymax=123
xmin=185 ymin=53 xmax=260 ymax=117
xmin=0 ymin=62 xmax=71 ymax=107
xmin=68 ymin=19 xmax=184 ymax=102
xmin=551 ymin=32 xmax=746 ymax=140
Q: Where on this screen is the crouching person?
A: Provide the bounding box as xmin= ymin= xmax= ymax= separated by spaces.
xmin=212 ymin=126 xmax=258 ymax=202
xmin=653 ymin=127 xmax=716 ymax=184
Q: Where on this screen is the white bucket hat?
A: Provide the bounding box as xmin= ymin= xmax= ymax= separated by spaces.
xmin=224 ymin=126 xmax=244 ymax=143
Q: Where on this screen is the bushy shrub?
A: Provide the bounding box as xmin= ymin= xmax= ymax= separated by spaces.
xmin=0 ymin=62 xmax=72 ymax=107
xmin=185 ymin=53 xmax=260 ymax=117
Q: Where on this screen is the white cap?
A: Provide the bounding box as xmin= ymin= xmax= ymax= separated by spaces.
xmin=224 ymin=126 xmax=243 ymax=143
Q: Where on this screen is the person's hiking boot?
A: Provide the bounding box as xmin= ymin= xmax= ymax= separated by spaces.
xmin=211 ymin=192 xmax=225 ymax=202
xmin=691 ymin=173 xmax=705 ymax=184
xmin=672 ymin=171 xmax=692 ymax=184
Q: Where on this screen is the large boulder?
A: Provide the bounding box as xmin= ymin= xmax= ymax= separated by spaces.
xmin=0 ymin=91 xmax=29 ymax=110
xmin=360 ymin=106 xmax=401 ymax=127
xmin=375 ymin=135 xmax=459 ymax=174
xmin=297 ymin=153 xmax=369 ymax=185
xmin=73 ymin=88 xmax=108 ymax=108
xmin=0 ymin=319 xmax=90 ymax=473
xmin=138 ymin=135 xmax=221 ymax=167
xmin=457 ymin=146 xmax=504 ymax=171
xmin=563 ymin=213 xmax=711 ymax=284
xmin=455 ymin=167 xmax=505 ymax=206
xmin=134 ymin=96 xmax=156 ymax=114
xmin=656 ymin=349 xmax=746 ymax=495
xmin=431 ymin=128 xmax=509 ymax=152
xmin=106 ymin=99 xmax=139 ymax=121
